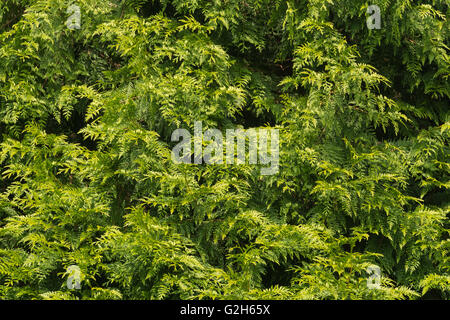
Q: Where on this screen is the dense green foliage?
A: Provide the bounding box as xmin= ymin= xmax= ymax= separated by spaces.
xmin=0 ymin=0 xmax=448 ymax=300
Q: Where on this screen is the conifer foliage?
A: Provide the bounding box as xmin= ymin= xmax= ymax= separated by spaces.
xmin=0 ymin=0 xmax=448 ymax=299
